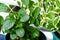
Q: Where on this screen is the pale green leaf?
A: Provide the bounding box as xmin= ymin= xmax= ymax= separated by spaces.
xmin=10 ymin=34 xmax=17 ymax=40
xmin=20 ymin=14 xmax=29 ymax=22
xmin=0 ymin=3 xmax=9 ymax=12
xmin=16 ymin=28 xmax=25 ymax=37
xmin=2 ymin=19 xmax=15 ymax=30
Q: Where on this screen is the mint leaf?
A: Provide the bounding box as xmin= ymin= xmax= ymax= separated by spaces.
xmin=20 ymin=14 xmax=29 ymax=22
xmin=10 ymin=33 xmax=17 ymax=40
xmin=16 ymin=28 xmax=25 ymax=37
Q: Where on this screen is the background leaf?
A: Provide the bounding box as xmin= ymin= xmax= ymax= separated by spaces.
xmin=21 ymin=0 xmax=29 ymax=6
xmin=10 ymin=33 xmax=17 ymax=40
xmin=53 ymin=16 xmax=60 ymax=26
xmin=0 ymin=3 xmax=9 ymax=12
xmin=2 ymin=19 xmax=15 ymax=30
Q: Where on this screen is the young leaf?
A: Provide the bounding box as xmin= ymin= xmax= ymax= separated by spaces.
xmin=16 ymin=28 xmax=25 ymax=37
xmin=21 ymin=0 xmax=29 ymax=6
xmin=0 ymin=3 xmax=9 ymax=12
xmin=16 ymin=23 xmax=23 ymax=28
xmin=53 ymin=16 xmax=60 ymax=26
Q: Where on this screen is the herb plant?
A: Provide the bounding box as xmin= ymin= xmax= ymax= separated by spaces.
xmin=0 ymin=0 xmax=60 ymax=40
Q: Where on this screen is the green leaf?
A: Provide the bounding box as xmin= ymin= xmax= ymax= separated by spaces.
xmin=33 ymin=7 xmax=40 ymax=18
xmin=0 ymin=16 xmax=4 ymax=26
xmin=2 ymin=19 xmax=15 ymax=30
xmin=10 ymin=33 xmax=17 ymax=40
xmin=40 ymin=20 xmax=44 ymax=26
xmin=17 ymin=8 xmax=26 ymax=19
xmin=29 ymin=1 xmax=34 ymax=7
xmin=32 ymin=30 xmax=39 ymax=38
xmin=16 ymin=23 xmax=23 ymax=28
xmin=16 ymin=28 xmax=25 ymax=37
xmin=35 ymin=19 xmax=39 ymax=26
xmin=53 ymin=16 xmax=60 ymax=26
xmin=54 ymin=8 xmax=60 ymax=13
xmin=30 ymin=17 xmax=35 ymax=24
xmin=56 ymin=0 xmax=60 ymax=8
xmin=21 ymin=0 xmax=29 ymax=6
xmin=57 ymin=30 xmax=60 ymax=34
xmin=47 ymin=21 xmax=54 ymax=29
xmin=46 ymin=12 xmax=55 ymax=19
xmin=26 ymin=38 xmax=30 ymax=40
xmin=0 ymin=3 xmax=9 ymax=12
xmin=20 ymin=14 xmax=29 ymax=22
xmin=38 ymin=0 xmax=41 ymax=2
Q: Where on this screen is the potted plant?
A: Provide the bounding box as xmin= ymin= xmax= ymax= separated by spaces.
xmin=0 ymin=0 xmax=60 ymax=40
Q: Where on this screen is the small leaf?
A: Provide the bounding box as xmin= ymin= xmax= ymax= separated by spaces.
xmin=46 ymin=12 xmax=55 ymax=19
xmin=56 ymin=0 xmax=60 ymax=8
xmin=16 ymin=28 xmax=25 ymax=37
xmin=33 ymin=7 xmax=40 ymax=18
xmin=20 ymin=14 xmax=29 ymax=22
xmin=17 ymin=1 xmax=20 ymax=5
xmin=40 ymin=20 xmax=44 ymax=26
xmin=54 ymin=8 xmax=60 ymax=13
xmin=35 ymin=19 xmax=39 ymax=26
xmin=47 ymin=21 xmax=54 ymax=29
xmin=57 ymin=30 xmax=60 ymax=34
xmin=10 ymin=34 xmax=17 ymax=40
xmin=32 ymin=30 xmax=39 ymax=38
xmin=21 ymin=0 xmax=29 ymax=6
xmin=0 ymin=3 xmax=9 ymax=12
xmin=16 ymin=23 xmax=23 ymax=28
xmin=0 ymin=16 xmax=4 ymax=26
xmin=53 ymin=16 xmax=60 ymax=26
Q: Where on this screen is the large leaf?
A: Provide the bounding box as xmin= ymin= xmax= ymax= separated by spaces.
xmin=21 ymin=0 xmax=30 ymax=6
xmin=16 ymin=28 xmax=25 ymax=37
xmin=20 ymin=14 xmax=29 ymax=22
xmin=0 ymin=3 xmax=9 ymax=12
xmin=2 ymin=19 xmax=15 ymax=30
xmin=53 ymin=16 xmax=60 ymax=26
